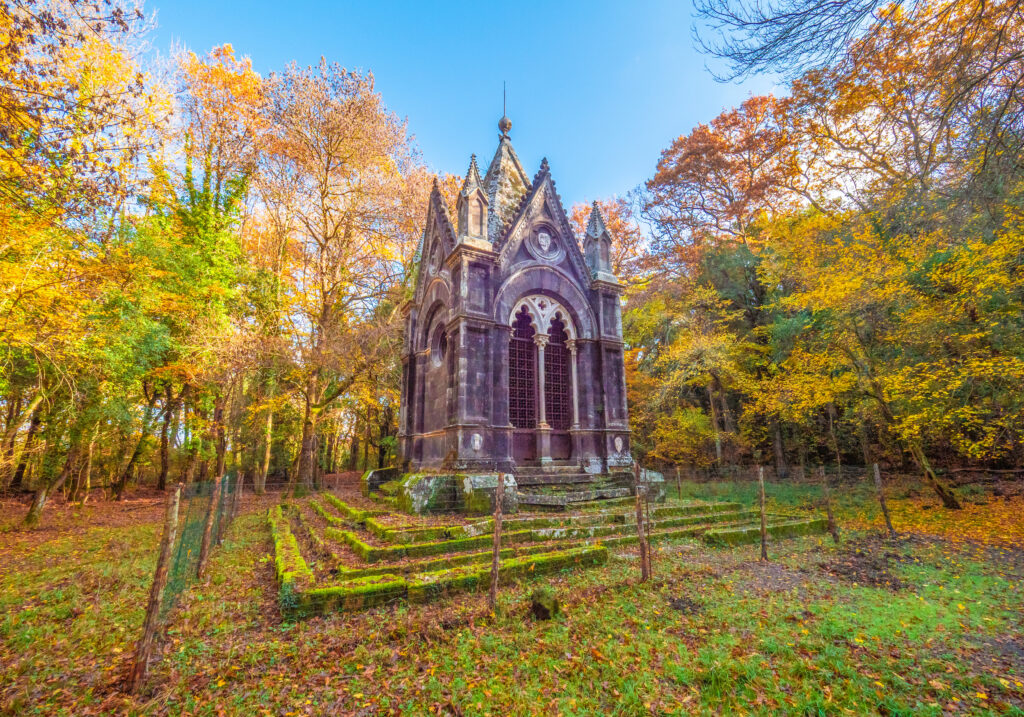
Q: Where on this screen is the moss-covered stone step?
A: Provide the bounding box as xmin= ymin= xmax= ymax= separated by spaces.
xmin=645 ymin=501 xmax=744 ymax=520
xmin=407 ymin=545 xmax=609 ymax=604
xmin=275 ymin=542 xmax=607 ymax=616
xmin=323 ymin=526 xmax=537 ymax=563
xmin=333 ymin=542 xmax=568 ymax=580
xmin=529 ymin=510 xmax=758 ymax=542
xmin=518 ymin=486 xmax=632 ymax=509
xmin=321 ymin=493 xmax=389 ymax=523
xmin=621 ymin=509 xmax=759 ymax=531
xmin=267 ymin=506 xmax=314 ymax=597
xmin=294 ymin=574 xmax=406 ymax=616
xmin=702 ymin=518 xmax=829 ymax=546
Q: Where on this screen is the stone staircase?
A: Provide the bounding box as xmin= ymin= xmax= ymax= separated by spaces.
xmin=514 ymin=465 xmax=634 ymax=510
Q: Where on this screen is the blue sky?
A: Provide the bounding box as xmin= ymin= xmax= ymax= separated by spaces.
xmin=151 ymin=0 xmax=776 ymax=207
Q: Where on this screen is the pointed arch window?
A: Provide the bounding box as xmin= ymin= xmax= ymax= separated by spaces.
xmin=508 ymin=306 xmax=537 ymax=428
xmin=545 ymin=313 xmax=572 ymax=430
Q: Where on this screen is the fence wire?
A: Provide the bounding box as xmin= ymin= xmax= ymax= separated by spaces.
xmin=160 ymin=473 xmax=238 ymax=620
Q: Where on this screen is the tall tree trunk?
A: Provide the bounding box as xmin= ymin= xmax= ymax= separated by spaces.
xmin=1 ymin=394 xmax=21 ymax=481
xmin=907 ymin=441 xmax=962 ymax=509
xmin=157 ymin=384 xmax=176 ymax=491
xmin=294 ymin=379 xmax=320 ymax=489
xmin=706 ymin=385 xmax=723 ymax=470
xmin=347 ymin=428 xmax=360 ymax=471
xmin=256 ymin=406 xmax=272 ymax=495
xmin=8 ymin=406 xmax=43 ymax=493
xmin=69 ymin=425 xmax=97 ymax=504
xmin=771 ymin=418 xmax=789 ymax=480
xmin=23 ymin=448 xmax=77 ymax=527
xmin=115 ymin=394 xmax=159 ymax=500
xmin=214 ymin=393 xmax=227 ymax=479
xmin=857 ymin=417 xmax=873 ymax=479
xmin=1 ymin=391 xmax=45 ymax=458
xmin=867 ymin=384 xmax=962 ymax=510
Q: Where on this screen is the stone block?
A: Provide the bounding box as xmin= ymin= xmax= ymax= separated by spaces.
xmin=458 ymin=473 xmax=518 ymax=515
xmin=639 ymin=468 xmax=667 ymax=503
xmin=361 ymin=467 xmax=401 ymax=496
xmin=396 ymin=473 xmax=458 ymax=515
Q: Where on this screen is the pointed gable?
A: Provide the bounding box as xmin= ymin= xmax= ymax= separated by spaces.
xmin=413 ymin=179 xmax=457 ymax=300
xmin=496 ymin=157 xmax=592 ymax=285
xmin=483 ymin=118 xmax=530 ymax=241
xmin=457 ymin=154 xmax=489 ymax=242
xmin=583 ymin=201 xmax=617 ymax=283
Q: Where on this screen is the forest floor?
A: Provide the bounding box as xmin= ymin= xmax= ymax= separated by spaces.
xmin=1 ymin=478 xmax=1023 ymax=716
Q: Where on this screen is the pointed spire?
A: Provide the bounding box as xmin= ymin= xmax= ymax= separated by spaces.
xmin=530 ymin=157 xmax=552 ymax=188
xmin=460 ymin=154 xmax=483 ymax=195
xmin=586 ymin=200 xmax=608 ymax=239
xmin=584 ymin=200 xmax=616 ymax=282
xmin=483 ymin=116 xmax=530 ymax=241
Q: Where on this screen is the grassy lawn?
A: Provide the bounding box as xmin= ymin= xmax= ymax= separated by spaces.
xmin=1 ymin=483 xmax=1023 ymax=715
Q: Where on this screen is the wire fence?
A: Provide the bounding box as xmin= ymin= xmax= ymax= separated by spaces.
xmin=161 ymin=473 xmax=239 ymax=619
xmin=130 ymin=472 xmax=240 ymax=692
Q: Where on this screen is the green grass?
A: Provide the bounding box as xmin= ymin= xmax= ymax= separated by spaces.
xmin=2 ymin=485 xmax=1023 ymax=715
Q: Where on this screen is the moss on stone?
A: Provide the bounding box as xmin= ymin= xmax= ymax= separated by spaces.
xmin=296 ymin=574 xmax=407 ymax=616
xmin=267 ymin=505 xmax=314 ymax=596
xmin=406 ymin=545 xmax=608 ymax=604
xmin=703 ymin=518 xmax=829 ymax=546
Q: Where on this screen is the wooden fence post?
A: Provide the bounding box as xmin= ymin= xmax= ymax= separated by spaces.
xmin=873 ymin=463 xmax=896 ymax=538
xmin=488 ymin=473 xmax=505 ymax=613
xmin=675 ymin=465 xmax=682 ymax=501
xmin=758 ymin=467 xmax=768 ymax=561
xmin=129 ymin=483 xmax=181 ymax=693
xmin=231 ymin=471 xmax=242 ymax=524
xmin=197 ymin=475 xmax=223 ymax=578
xmin=633 ymin=463 xmax=650 ymax=581
xmin=820 ymin=465 xmax=840 ymax=543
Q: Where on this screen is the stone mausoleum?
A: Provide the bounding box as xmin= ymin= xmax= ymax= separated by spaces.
xmin=383 ymin=116 xmax=646 ymax=513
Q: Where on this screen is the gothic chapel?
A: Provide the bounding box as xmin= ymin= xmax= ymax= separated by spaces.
xmin=398 ymin=116 xmax=632 ymax=480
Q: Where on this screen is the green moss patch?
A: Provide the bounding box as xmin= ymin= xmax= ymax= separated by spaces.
xmin=267 ymin=506 xmax=314 ymax=598
xmin=295 ymin=574 xmax=407 ymax=617
xmin=407 ymin=545 xmax=608 ymax=604
xmin=703 ymin=518 xmax=829 ymax=546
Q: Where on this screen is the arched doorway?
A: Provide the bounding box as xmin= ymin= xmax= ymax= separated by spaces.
xmin=507 ymin=296 xmax=578 ymax=463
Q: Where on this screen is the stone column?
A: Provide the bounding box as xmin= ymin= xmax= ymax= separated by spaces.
xmin=534 ymin=334 xmax=549 ymax=428
xmin=534 ymin=334 xmax=552 ymax=464
xmin=566 ymin=339 xmax=580 ymax=429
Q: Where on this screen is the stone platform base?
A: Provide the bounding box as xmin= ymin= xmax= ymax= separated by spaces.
xmin=364 ymin=466 xmax=667 ymax=516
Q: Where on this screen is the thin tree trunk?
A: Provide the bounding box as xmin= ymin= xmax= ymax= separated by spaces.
xmin=197 ymin=475 xmax=223 ymax=578
xmin=828 ymin=406 xmax=843 ymax=482
xmin=0 ymin=391 xmax=45 ymax=457
xmin=214 ymin=392 xmax=228 ymax=480
xmin=758 ymin=467 xmax=768 ymax=561
xmin=257 ymin=406 xmax=272 ymax=495
xmin=907 ymin=442 xmax=962 ymax=509
xmin=8 ymin=406 xmax=43 ymax=493
xmin=633 ymin=462 xmax=650 ymax=581
xmin=873 ymin=463 xmax=896 ymax=538
xmin=820 ymin=466 xmax=840 ymax=543
xmin=70 ymin=425 xmax=98 ymax=504
xmin=23 ymin=449 xmax=77 ymax=528
xmin=706 ymin=385 xmax=723 ymax=470
xmin=129 ymin=483 xmax=181 ymax=693
xmin=771 ymin=419 xmax=789 ymax=480
xmin=116 ymin=394 xmax=159 ymax=500
xmin=158 ymin=385 xmax=175 ymax=492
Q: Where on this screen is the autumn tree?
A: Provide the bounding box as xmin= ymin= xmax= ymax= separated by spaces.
xmin=258 ymin=61 xmax=419 ymax=489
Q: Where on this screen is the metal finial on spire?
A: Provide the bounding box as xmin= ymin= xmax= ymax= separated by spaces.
xmin=499 ymin=81 xmax=511 ymax=137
